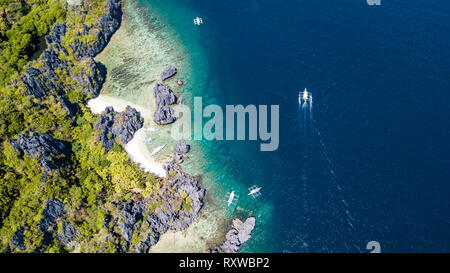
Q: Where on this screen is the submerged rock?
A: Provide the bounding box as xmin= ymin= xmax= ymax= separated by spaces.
xmin=161 ymin=66 xmax=177 ymax=81
xmin=9 ymin=133 xmax=71 ymax=171
xmin=174 ymin=141 xmax=190 ymax=154
xmin=96 ymin=106 xmax=144 ymax=153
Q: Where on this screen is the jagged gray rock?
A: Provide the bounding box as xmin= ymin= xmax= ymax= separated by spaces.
xmin=96 ymin=106 xmax=144 ymax=153
xmin=161 ymin=66 xmax=177 ymax=81
xmin=153 ymin=83 xmax=177 ymax=125
xmin=11 ymin=228 xmax=25 ymax=251
xmin=154 ymin=83 xmax=177 ymax=107
xmin=118 ymin=200 xmax=145 ymax=243
xmin=58 ymin=222 xmax=78 ymax=246
xmin=9 ymin=133 xmax=71 ymax=171
xmin=73 ymin=58 xmax=106 ymax=97
xmin=237 ymin=217 xmax=256 ymax=244
xmin=167 ymin=174 xmax=205 ymax=230
xmin=45 ymin=23 xmax=68 ymax=55
xmin=220 ymin=229 xmax=240 ymax=253
xmin=21 ymin=0 xmax=121 ymax=100
xmin=22 ymin=24 xmax=67 ymax=99
xmin=105 ymin=153 xmax=205 ymax=253
xmin=133 ymin=170 xmax=204 ymax=253
xmin=40 ymin=199 xmax=66 ymax=246
xmin=40 ymin=199 xmax=66 ymax=232
xmin=210 ymin=217 xmax=256 ymax=253
xmin=59 ymin=95 xmax=77 ymax=118
xmin=174 ymin=141 xmax=190 ymax=154
xmin=10 ymin=199 xmax=68 ymax=251
xmin=22 ymin=67 xmax=64 ymax=98
xmin=69 ymin=0 xmax=122 ymax=58
xmin=154 ymin=105 xmax=176 ymax=125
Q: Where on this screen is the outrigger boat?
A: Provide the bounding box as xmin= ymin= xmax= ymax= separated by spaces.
xmin=248 ymin=185 xmax=262 ymax=198
xmin=151 ymin=144 xmax=166 ymax=156
xmin=225 ymin=191 xmax=239 ymax=207
xmin=299 ymin=88 xmax=312 ymax=104
xmin=193 ymin=17 xmax=203 ymax=25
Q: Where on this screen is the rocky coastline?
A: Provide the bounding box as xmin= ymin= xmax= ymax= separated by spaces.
xmin=103 ymin=141 xmax=205 ymax=253
xmin=7 ymin=0 xmax=206 ymax=253
xmin=21 ymin=0 xmax=123 ymax=101
xmin=208 ymin=217 xmax=256 ymax=253
xmin=10 ymin=0 xmax=123 ymax=172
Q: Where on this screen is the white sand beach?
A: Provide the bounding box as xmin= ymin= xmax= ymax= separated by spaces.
xmin=85 ymin=0 xmax=236 ymax=253
xmin=87 ymin=95 xmax=167 ymax=178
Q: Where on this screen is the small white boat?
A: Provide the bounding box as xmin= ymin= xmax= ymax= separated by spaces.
xmin=193 ymin=17 xmax=203 ymax=25
xmin=225 ymin=191 xmax=239 ymax=207
xmin=248 ymin=185 xmax=262 ymax=198
xmin=299 ymin=88 xmax=312 ymax=104
xmin=151 ymin=144 xmax=166 ymax=156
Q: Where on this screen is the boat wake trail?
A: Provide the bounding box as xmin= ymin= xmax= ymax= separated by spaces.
xmin=276 ymin=89 xmax=363 ymax=252
xmin=310 ymin=119 xmax=363 ymax=252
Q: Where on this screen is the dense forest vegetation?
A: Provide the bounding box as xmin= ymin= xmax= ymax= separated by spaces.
xmin=0 ymin=0 xmax=66 ymax=85
xmin=0 ymin=0 xmax=189 ymax=252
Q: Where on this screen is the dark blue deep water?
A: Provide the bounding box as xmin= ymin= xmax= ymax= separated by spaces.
xmin=149 ymin=0 xmax=450 ymax=252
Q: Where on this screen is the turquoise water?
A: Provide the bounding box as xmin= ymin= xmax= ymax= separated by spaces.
xmin=146 ymin=0 xmax=450 ymax=252
xmin=140 ymin=0 xmax=276 ymax=253
xmin=95 ymin=0 xmax=274 ymax=252
xmin=100 ymin=0 xmax=450 ymax=252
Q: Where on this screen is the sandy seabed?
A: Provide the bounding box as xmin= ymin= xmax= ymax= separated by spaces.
xmin=86 ymin=0 xmax=230 ymax=253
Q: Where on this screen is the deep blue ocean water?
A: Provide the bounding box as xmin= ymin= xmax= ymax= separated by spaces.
xmin=144 ymin=0 xmax=450 ymax=252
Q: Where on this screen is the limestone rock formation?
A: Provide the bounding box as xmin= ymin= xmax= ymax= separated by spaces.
xmin=96 ymin=106 xmax=144 ymax=153
xmin=58 ymin=222 xmax=78 ymax=246
xmin=209 ymin=217 xmax=256 ymax=253
xmin=69 ymin=0 xmax=122 ymax=58
xmin=174 ymin=141 xmax=190 ymax=154
xmin=9 ymin=133 xmax=71 ymax=171
xmin=161 ymin=66 xmax=177 ymax=81
xmin=21 ymin=0 xmax=121 ymax=100
xmin=153 ymin=83 xmax=177 ymax=125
